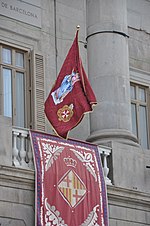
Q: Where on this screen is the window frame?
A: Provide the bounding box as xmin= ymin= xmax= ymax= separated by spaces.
xmin=130 ymin=81 xmax=150 ymax=149
xmin=0 ymin=41 xmax=45 ymax=131
xmin=0 ymin=42 xmax=30 ymax=128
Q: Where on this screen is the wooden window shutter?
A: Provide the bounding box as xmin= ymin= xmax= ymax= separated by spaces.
xmin=31 ymin=51 xmax=45 ymax=131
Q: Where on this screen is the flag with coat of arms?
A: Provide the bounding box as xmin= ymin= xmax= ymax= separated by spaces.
xmin=44 ymin=27 xmax=97 ymax=139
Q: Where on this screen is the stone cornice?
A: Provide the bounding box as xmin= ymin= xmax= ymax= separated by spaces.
xmin=107 ymin=185 xmax=150 ymax=210
xmin=0 ymin=165 xmax=35 ymax=190
xmin=1 ymin=165 xmax=150 ymax=211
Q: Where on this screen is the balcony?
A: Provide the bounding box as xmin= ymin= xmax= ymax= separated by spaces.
xmin=1 ymin=124 xmax=150 ymax=226
xmin=12 ymin=127 xmax=112 ymax=185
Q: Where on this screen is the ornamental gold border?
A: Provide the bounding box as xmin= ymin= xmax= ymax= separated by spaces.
xmin=57 ymin=105 xmax=73 ymax=122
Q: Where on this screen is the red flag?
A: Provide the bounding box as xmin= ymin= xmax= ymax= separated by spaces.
xmin=44 ymin=29 xmax=97 ymax=139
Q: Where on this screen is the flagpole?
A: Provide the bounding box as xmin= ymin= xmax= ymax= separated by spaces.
xmin=76 ymin=25 xmax=86 ymax=94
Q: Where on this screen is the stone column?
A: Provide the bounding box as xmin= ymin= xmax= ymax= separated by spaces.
xmin=86 ymin=0 xmax=137 ymax=144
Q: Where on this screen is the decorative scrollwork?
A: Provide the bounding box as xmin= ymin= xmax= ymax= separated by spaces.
xmin=70 ymin=149 xmax=97 ymax=181
xmin=45 ymin=198 xmax=68 ymax=226
xmin=80 ymin=205 xmax=100 ymax=226
xmin=42 ymin=143 xmax=64 ymax=171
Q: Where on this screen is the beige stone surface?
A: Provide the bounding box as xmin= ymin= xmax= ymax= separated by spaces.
xmin=0 ymin=116 xmax=12 ymax=166
xmin=0 ymin=166 xmax=35 ymax=226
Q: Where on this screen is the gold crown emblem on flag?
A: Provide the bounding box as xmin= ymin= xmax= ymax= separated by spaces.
xmin=64 ymin=157 xmax=77 ymax=168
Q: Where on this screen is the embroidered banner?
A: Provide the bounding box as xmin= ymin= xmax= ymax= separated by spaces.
xmin=30 ymin=131 xmax=108 ymax=226
xmin=44 ymin=29 xmax=97 ymax=139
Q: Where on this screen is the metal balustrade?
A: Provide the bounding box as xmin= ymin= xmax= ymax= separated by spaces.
xmin=12 ymin=127 xmax=112 ymax=184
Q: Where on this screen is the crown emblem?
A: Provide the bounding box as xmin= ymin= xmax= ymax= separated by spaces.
xmin=64 ymin=157 xmax=77 ymax=168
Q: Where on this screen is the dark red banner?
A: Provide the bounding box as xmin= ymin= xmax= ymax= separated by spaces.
xmin=30 ymin=131 xmax=108 ymax=226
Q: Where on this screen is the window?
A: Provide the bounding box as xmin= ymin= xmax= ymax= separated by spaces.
xmin=0 ymin=44 xmax=45 ymax=131
xmin=130 ymin=83 xmax=149 ymax=149
xmin=0 ymin=45 xmax=28 ymax=128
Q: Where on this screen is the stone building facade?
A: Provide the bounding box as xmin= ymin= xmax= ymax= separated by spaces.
xmin=0 ymin=0 xmax=150 ymax=225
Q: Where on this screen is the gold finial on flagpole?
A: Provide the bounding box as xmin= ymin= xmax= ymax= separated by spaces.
xmin=76 ymin=25 xmax=80 ymax=30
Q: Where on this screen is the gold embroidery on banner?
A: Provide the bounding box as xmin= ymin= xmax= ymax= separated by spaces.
xmin=57 ymin=104 xmax=74 ymax=122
